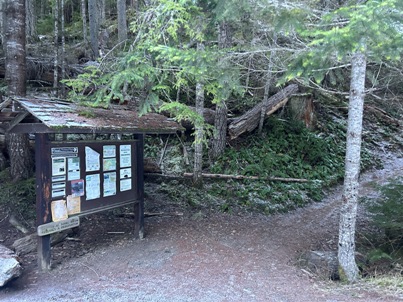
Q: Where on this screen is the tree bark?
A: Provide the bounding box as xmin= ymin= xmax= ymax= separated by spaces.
xmin=0 ymin=150 xmax=6 ymax=171
xmin=60 ymin=0 xmax=66 ymax=97
xmin=25 ymin=0 xmax=35 ymax=39
xmin=88 ymin=0 xmax=99 ymax=59
xmin=5 ymin=0 xmax=26 ymax=96
xmin=210 ymin=21 xmax=232 ymax=160
xmin=81 ymin=0 xmax=87 ymax=42
xmin=258 ymin=34 xmax=277 ymax=135
xmin=53 ymin=0 xmax=59 ymax=93
xmin=117 ymin=0 xmax=127 ymax=43
xmin=4 ymin=0 xmax=32 ymax=181
xmin=338 ymin=51 xmax=366 ymax=282
xmin=210 ymin=102 xmax=227 ymax=159
xmin=228 ymin=84 xmax=298 ymax=140
xmin=0 ymin=0 xmax=4 ymax=51
xmin=193 ymin=42 xmax=205 ymax=188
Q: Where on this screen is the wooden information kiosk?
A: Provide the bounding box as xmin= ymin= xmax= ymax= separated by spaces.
xmin=0 ymin=98 xmax=182 ymax=270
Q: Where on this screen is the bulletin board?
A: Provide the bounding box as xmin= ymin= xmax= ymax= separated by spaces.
xmin=47 ymin=140 xmax=140 ymax=220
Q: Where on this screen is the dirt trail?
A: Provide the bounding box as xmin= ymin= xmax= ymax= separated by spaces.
xmin=0 ymin=153 xmax=402 ymax=302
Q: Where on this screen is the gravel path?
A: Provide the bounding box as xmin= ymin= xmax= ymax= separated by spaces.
xmin=0 ymin=154 xmax=402 ymax=302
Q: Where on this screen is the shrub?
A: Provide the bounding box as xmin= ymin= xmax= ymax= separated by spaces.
xmin=368 ymin=177 xmax=403 ymax=249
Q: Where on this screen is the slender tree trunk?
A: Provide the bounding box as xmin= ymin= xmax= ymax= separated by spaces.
xmin=81 ymin=0 xmax=87 ymax=42
xmin=0 ymin=150 xmax=6 ymax=171
xmin=258 ymin=34 xmax=277 ymax=135
xmin=338 ymin=51 xmax=367 ymax=282
xmin=117 ymin=0 xmax=127 ymax=43
xmin=193 ymin=42 xmax=205 ymax=188
xmin=25 ymin=0 xmax=35 ymax=39
xmin=53 ymin=0 xmax=59 ymax=94
xmin=60 ymin=0 xmax=66 ymax=97
xmin=0 ymin=0 xmax=6 ymax=54
xmin=88 ymin=0 xmax=99 ymax=58
xmin=4 ymin=0 xmax=32 ymax=181
xmin=98 ymin=0 xmax=105 ymax=24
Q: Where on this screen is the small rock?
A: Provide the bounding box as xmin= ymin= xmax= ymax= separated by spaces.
xmin=298 ymin=250 xmax=339 ymax=280
xmin=0 ymin=244 xmax=22 ymax=287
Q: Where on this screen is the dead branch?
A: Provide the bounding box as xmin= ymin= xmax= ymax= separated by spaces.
xmin=183 ymin=172 xmax=311 ymax=183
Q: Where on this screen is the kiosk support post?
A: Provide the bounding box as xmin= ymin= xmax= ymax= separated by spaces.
xmin=134 ymin=134 xmax=144 ymax=239
xmin=35 ymin=133 xmax=52 ymax=270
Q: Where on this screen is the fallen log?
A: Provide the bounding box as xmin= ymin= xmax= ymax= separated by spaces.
xmin=183 ymin=172 xmax=310 ymax=183
xmin=228 ymin=84 xmax=298 ymax=139
xmin=160 ymin=106 xmax=216 ymax=131
xmin=12 ymin=230 xmax=73 ymax=256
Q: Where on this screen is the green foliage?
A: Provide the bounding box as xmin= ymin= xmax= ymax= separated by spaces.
xmin=63 ymin=0 xmax=244 ymax=121
xmin=0 ymin=169 xmax=36 ymax=221
xmin=36 ymin=15 xmax=54 ymax=35
xmin=284 ymin=0 xmax=403 ymax=83
xmin=209 ymin=116 xmax=352 ymax=211
xmin=368 ymin=177 xmax=403 ymax=249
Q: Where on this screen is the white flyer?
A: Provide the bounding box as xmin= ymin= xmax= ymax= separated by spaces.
xmin=103 ymin=172 xmax=117 ymax=197
xmin=52 ymin=157 xmax=66 ymax=176
xmin=85 ymin=147 xmax=100 ymax=172
xmin=67 ymin=157 xmax=80 ymax=180
xmin=120 ymin=178 xmax=132 ymax=192
xmin=103 ymin=145 xmax=116 ymax=158
xmin=85 ymin=174 xmax=100 ymax=200
xmin=120 ymin=145 xmax=131 ymax=168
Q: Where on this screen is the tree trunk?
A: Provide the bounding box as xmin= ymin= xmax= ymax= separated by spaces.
xmin=25 ymin=0 xmax=35 ymax=39
xmin=60 ymin=0 xmax=66 ymax=97
xmin=88 ymin=0 xmax=99 ymax=59
xmin=0 ymin=150 xmax=6 ymax=171
xmin=5 ymin=0 xmax=26 ymax=96
xmin=6 ymin=133 xmax=32 ymax=181
xmin=210 ymin=21 xmax=232 ymax=160
xmin=228 ymin=84 xmax=298 ymax=140
xmin=97 ymin=0 xmax=105 ymax=24
xmin=117 ymin=0 xmax=127 ymax=43
xmin=210 ymin=102 xmax=227 ymax=159
xmin=338 ymin=51 xmax=366 ymax=283
xmin=193 ymin=42 xmax=205 ymax=188
xmin=0 ymin=0 xmax=5 ymax=48
xmin=53 ymin=0 xmax=59 ymax=94
xmin=4 ymin=0 xmax=32 ymax=181
xmin=81 ymin=0 xmax=87 ymax=42
xmin=258 ymin=34 xmax=277 ymax=135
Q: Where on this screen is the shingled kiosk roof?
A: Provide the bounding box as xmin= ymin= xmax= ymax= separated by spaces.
xmin=0 ymin=98 xmax=183 ymax=134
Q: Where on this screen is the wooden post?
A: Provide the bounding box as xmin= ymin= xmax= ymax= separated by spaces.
xmin=35 ymin=133 xmax=52 ymax=270
xmin=134 ymin=134 xmax=144 ymax=239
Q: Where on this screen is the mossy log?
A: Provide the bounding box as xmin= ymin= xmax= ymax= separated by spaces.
xmin=228 ymin=84 xmax=299 ymax=139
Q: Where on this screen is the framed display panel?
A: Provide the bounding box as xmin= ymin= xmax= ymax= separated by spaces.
xmin=47 ymin=140 xmax=139 ymax=214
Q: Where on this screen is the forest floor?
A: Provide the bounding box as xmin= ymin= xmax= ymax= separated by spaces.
xmin=0 ymin=152 xmax=403 ymax=301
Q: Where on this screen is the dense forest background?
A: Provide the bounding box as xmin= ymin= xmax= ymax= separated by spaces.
xmin=0 ymin=0 xmax=402 ymax=283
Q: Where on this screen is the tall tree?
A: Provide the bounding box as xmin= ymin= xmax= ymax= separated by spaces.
xmin=117 ymin=0 xmax=127 ymax=42
xmin=0 ymin=0 xmax=5 ymax=48
xmin=53 ymin=0 xmax=59 ymax=93
xmin=4 ymin=0 xmax=33 ymax=181
xmin=88 ymin=0 xmax=99 ymax=58
xmin=81 ymin=0 xmax=87 ymax=42
xmin=193 ymin=41 xmax=205 ymax=187
xmin=25 ymin=0 xmax=35 ymax=39
xmin=338 ymin=50 xmax=366 ymax=281
xmin=284 ymin=0 xmax=403 ymax=282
